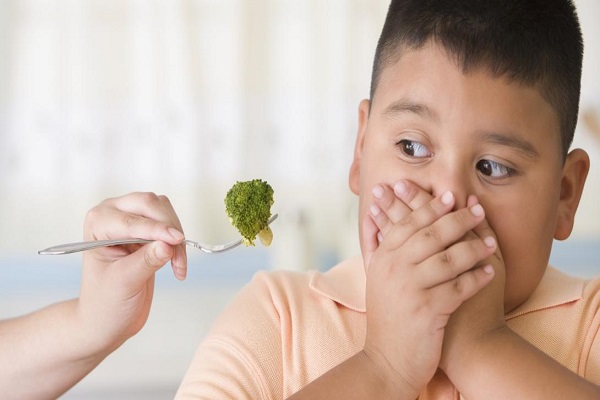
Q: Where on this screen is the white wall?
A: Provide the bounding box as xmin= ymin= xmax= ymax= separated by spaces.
xmin=0 ymin=0 xmax=598 ymax=266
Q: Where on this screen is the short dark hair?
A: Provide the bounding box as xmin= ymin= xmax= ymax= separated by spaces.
xmin=370 ymin=0 xmax=583 ymax=158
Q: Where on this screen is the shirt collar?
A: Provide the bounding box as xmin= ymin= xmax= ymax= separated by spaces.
xmin=505 ymin=265 xmax=585 ymax=319
xmin=309 ymin=255 xmax=366 ymax=312
xmin=309 ymin=257 xmax=585 ymax=317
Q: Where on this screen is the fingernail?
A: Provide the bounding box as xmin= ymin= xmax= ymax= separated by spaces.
xmin=470 ymin=204 xmax=484 ymax=217
xmin=168 ymin=228 xmax=184 ymax=241
xmin=483 ymin=264 xmax=494 ymax=274
xmin=394 ymin=181 xmax=408 ymax=196
xmin=372 ymin=185 xmax=384 ymax=199
xmin=370 ymin=204 xmax=381 ymax=216
xmin=175 ymin=268 xmax=186 ymax=281
xmin=484 ymin=236 xmax=496 ymax=248
xmin=441 ymin=191 xmax=454 ymax=205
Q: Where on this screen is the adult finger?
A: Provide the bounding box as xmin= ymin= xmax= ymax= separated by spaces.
xmin=85 ymin=207 xmax=184 ymax=244
xmin=171 ymin=244 xmax=188 ymax=280
xmin=113 ymin=193 xmax=188 ymax=271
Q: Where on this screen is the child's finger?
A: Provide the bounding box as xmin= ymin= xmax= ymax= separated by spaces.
xmin=466 ymin=195 xmax=504 ymax=263
xmin=370 ymin=180 xmax=437 ymax=242
xmin=432 ymin=263 xmax=495 ymax=315
xmin=395 ymin=200 xmax=485 ymax=263
xmin=371 ymin=184 xmax=411 ymax=237
xmin=418 ymin=235 xmax=497 ymax=288
xmin=382 ymin=190 xmax=457 ymax=251
xmin=393 ymin=180 xmax=435 ymax=212
xmin=361 ymin=212 xmax=381 ymax=268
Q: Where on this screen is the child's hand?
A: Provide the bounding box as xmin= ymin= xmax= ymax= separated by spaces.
xmin=361 ymin=182 xmax=496 ymax=397
xmin=78 ymin=192 xmax=187 ymax=353
xmin=366 ymin=181 xmax=507 ymax=386
xmin=438 ymin=194 xmax=507 ymax=378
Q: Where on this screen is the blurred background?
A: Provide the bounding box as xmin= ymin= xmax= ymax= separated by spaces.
xmin=0 ymin=0 xmax=598 ymax=398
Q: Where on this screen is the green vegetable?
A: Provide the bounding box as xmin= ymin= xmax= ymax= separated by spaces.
xmin=225 ymin=179 xmax=274 ymax=246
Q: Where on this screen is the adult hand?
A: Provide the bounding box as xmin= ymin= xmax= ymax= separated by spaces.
xmin=79 ymin=192 xmax=187 ymax=352
xmin=0 ymin=192 xmax=188 ymax=400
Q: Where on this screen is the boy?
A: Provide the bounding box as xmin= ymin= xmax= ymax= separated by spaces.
xmin=159 ymin=0 xmax=598 ymax=398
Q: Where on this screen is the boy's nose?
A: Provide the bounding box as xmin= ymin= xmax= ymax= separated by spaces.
xmin=424 ymin=164 xmax=473 ymax=210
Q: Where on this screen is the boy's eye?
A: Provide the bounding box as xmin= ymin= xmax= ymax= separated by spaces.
xmin=476 ymin=159 xmax=515 ymax=179
xmin=397 ymin=139 xmax=432 ymax=158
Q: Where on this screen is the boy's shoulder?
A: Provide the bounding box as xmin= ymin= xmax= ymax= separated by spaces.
xmin=248 ymin=256 xmax=367 ymax=313
xmin=506 ymin=266 xmax=592 ymax=320
xmin=506 ymin=267 xmax=600 ymax=380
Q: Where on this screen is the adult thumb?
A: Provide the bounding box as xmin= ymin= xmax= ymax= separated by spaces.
xmin=130 ymin=241 xmax=173 ymax=281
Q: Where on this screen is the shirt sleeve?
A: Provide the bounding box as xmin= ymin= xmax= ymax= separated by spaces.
xmin=586 ymin=321 xmax=600 ymax=384
xmin=174 ymin=271 xmax=284 ymax=400
xmin=583 ymin=276 xmax=600 ymax=385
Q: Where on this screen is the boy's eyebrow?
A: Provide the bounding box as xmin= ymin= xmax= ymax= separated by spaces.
xmin=479 ymin=131 xmax=540 ymax=160
xmin=382 ymin=99 xmax=439 ymax=122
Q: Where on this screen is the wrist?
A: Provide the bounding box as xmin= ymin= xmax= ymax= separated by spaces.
xmin=440 ymin=323 xmax=512 ymax=379
xmin=75 ymin=298 xmax=128 ymax=358
xmin=361 ymin=347 xmax=421 ymax=399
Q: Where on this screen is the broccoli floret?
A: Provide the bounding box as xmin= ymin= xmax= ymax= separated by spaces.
xmin=225 ymin=179 xmax=274 ymax=246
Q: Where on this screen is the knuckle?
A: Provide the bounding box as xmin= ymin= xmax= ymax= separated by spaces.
xmin=143 ymin=246 xmax=157 ymax=270
xmin=83 ymin=205 xmax=105 ymax=239
xmin=423 ymin=201 xmax=437 ymax=218
xmin=423 ymin=225 xmax=443 ymax=244
xmin=398 ymin=215 xmax=416 ymax=229
xmin=452 ymin=277 xmax=464 ymax=296
xmin=470 ymin=239 xmax=486 ymax=258
xmin=403 ymin=183 xmax=419 ymax=203
xmin=451 ymin=272 xmax=479 ymax=301
xmin=85 ymin=205 xmax=101 ymax=224
xmin=146 ymin=192 xmax=160 ymax=204
xmin=138 ymin=191 xmax=159 ymax=205
xmin=157 ymin=194 xmax=172 ymax=207
xmin=441 ymin=250 xmax=464 ymax=281
xmin=439 ymin=250 xmax=454 ymax=269
xmin=454 ymin=208 xmax=474 ymax=228
xmin=124 ymin=213 xmax=142 ymax=231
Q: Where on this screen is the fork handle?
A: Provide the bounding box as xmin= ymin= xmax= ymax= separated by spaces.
xmin=38 ymin=238 xmax=154 ymax=255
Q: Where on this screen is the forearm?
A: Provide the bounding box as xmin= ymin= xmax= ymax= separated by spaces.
xmin=287 ymin=350 xmax=417 ymax=400
xmin=444 ymin=326 xmax=600 ymax=399
xmin=0 ymin=299 xmax=115 ymax=399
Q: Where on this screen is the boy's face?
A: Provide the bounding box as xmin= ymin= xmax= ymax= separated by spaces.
xmin=350 ymin=42 xmax=587 ymax=312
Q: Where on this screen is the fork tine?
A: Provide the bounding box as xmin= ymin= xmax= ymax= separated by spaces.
xmin=183 ymin=239 xmax=242 ymax=253
xmin=184 ymin=213 xmax=279 ymax=254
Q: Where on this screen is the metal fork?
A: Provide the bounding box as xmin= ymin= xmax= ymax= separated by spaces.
xmin=38 ymin=213 xmax=278 ymax=255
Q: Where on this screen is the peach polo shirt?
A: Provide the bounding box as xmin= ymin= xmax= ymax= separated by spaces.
xmin=175 ymin=256 xmax=600 ymax=399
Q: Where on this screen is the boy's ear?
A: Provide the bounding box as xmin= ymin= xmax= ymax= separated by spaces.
xmin=349 ymin=99 xmax=371 ymax=195
xmin=554 ymin=148 xmax=590 ymax=240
